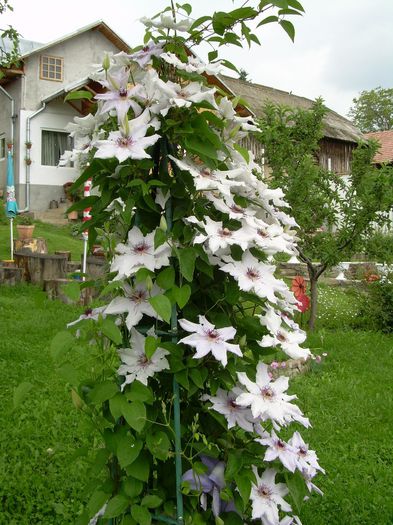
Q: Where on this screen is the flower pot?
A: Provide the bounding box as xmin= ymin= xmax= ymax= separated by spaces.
xmin=68 ymin=210 xmax=78 ymax=221
xmin=16 ymin=225 xmax=35 ymax=240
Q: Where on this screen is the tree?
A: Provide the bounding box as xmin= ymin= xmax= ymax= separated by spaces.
xmin=348 ymin=86 xmax=393 ymax=132
xmin=258 ymin=99 xmax=393 ymax=329
xmin=0 ymin=0 xmax=20 ymax=69
xmin=238 ymin=68 xmax=250 ymax=81
xmin=50 ymin=2 xmax=327 ymax=524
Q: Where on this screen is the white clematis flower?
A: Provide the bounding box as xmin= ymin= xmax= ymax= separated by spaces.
xmin=259 ymin=326 xmax=311 ymax=361
xmin=128 ymin=41 xmax=163 ymax=68
xmin=141 ymin=14 xmax=193 ymax=32
xmin=164 ymin=81 xmax=218 ymax=110
xmin=105 ymin=282 xmax=162 ymax=330
xmin=118 ymin=327 xmax=170 ymax=388
xmin=161 ymin=52 xmax=224 ymax=76
xmin=67 ymin=306 xmax=107 ymax=328
xmin=204 ymin=386 xmax=255 ymax=432
xmin=110 ymin=226 xmax=171 ymax=280
xmin=256 ymin=430 xmax=298 ymax=472
xmin=236 ymin=362 xmax=310 ymax=429
xmin=96 ymin=67 xmax=143 ymax=121
xmin=193 ymin=216 xmax=251 ymax=253
xmin=178 ymin=315 xmax=242 ymax=366
xmin=288 ymin=432 xmax=325 ymax=474
xmin=94 ymin=111 xmax=160 ymax=163
xmin=220 ymin=251 xmax=287 ymax=304
xmin=249 ymin=467 xmax=292 ymax=525
xmin=169 ymin=156 xmax=244 ymax=197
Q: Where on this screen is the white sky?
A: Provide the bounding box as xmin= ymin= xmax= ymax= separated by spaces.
xmin=2 ymin=0 xmax=393 ymax=117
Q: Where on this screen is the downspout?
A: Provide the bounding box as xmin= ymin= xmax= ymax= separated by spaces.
xmin=19 ymin=102 xmax=46 ymax=212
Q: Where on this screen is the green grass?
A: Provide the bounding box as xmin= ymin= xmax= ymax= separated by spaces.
xmin=1 ymin=282 xmax=392 ymax=524
xmin=0 ymin=285 xmax=91 ymax=524
xmin=0 ymin=220 xmax=84 ymax=261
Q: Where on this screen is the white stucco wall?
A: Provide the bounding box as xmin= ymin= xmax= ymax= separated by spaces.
xmin=19 ymin=100 xmax=79 ymax=187
xmin=23 ymin=30 xmax=122 ymax=110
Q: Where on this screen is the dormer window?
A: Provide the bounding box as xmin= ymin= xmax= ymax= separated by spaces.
xmin=40 ymin=55 xmax=63 ymax=81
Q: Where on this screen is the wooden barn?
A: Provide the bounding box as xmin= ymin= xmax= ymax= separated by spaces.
xmin=213 ymin=75 xmax=364 ymax=176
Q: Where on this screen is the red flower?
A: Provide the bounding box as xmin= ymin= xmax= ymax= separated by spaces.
xmin=297 ymin=293 xmax=310 ymax=313
xmin=291 ymin=275 xmax=307 ymax=298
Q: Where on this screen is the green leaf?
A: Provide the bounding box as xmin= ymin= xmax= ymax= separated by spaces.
xmin=285 ymin=470 xmax=307 ymax=513
xmin=154 ymin=228 xmax=167 ymax=249
xmin=145 ymin=335 xmax=158 ymax=359
xmin=146 ymin=431 xmax=171 ymax=461
xmin=175 ymin=369 xmax=189 ymax=390
xmin=178 ymin=2 xmax=192 ymax=15
xmin=104 ymin=495 xmax=129 ymax=518
xmin=13 ymin=382 xmax=33 ymax=409
xmin=234 ymin=473 xmax=251 ymax=506
xmin=101 ymin=317 xmax=123 ymax=344
xmin=87 ymin=489 xmax=109 ymax=517
xmin=156 ymin=267 xmax=176 ymax=290
xmin=149 ymin=294 xmax=172 ymax=323
xmin=126 ymin=452 xmax=150 ymax=482
xmin=123 ymin=478 xmax=143 ymax=498
xmin=131 ymin=504 xmax=151 ymax=525
xmin=233 ymin=143 xmax=250 ymax=163
xmin=256 ymin=15 xmax=279 ymax=27
xmin=89 ymin=381 xmax=119 ymax=405
xmin=189 ymin=15 xmax=211 ymax=31
xmin=178 ymin=247 xmax=197 ymax=282
xmin=173 ymin=284 xmax=191 ymax=309
xmin=280 ymin=19 xmax=295 ymax=41
xmin=220 ymin=59 xmax=239 ymax=74
xmin=225 ymin=451 xmax=243 ymax=480
xmin=121 ymin=401 xmax=146 ymax=432
xmin=117 ymin=435 xmax=143 ymax=469
xmin=287 ymin=0 xmax=305 ymax=12
xmin=109 ymin=394 xmax=124 ymax=420
xmin=189 ymin=368 xmax=205 ymax=389
xmin=64 ymin=90 xmax=93 ymax=101
xmin=208 ymin=50 xmax=218 ymax=62
xmin=184 ymin=136 xmax=217 ymax=160
xmin=61 ymin=281 xmax=80 ymax=302
xmin=126 ymin=381 xmax=154 ymax=404
xmin=50 ymin=331 xmax=75 ymax=361
xmin=141 ymin=495 xmax=163 ymax=508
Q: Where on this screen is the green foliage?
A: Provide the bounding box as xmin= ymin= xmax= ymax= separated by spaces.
xmin=356 ymin=276 xmax=393 ymax=333
xmin=348 ymin=86 xmax=393 ymax=133
xmin=363 ymin=232 xmax=393 ymax=263
xmin=15 ymin=213 xmax=33 ymax=225
xmin=0 ymin=1 xmax=20 ymax=69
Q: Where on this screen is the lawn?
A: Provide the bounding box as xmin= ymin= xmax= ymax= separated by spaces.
xmin=0 ymin=220 xmax=84 ymax=261
xmin=0 ymin=281 xmax=392 ymax=524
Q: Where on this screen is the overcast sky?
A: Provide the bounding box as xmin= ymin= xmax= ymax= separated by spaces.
xmin=2 ymin=0 xmax=393 ymax=117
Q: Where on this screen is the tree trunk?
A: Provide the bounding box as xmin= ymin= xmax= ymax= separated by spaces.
xmin=308 ymin=273 xmax=319 ymax=331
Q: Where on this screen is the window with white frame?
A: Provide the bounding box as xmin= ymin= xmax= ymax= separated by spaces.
xmin=41 ymin=130 xmax=72 ymax=166
xmin=0 ymin=137 xmax=5 ymax=160
xmin=40 ymin=55 xmax=63 ymax=81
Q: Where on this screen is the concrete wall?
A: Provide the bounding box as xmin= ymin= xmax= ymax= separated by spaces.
xmin=23 ymin=30 xmax=121 ymax=110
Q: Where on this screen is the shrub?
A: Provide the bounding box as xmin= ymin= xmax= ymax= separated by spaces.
xmin=357 ymin=274 xmax=393 ymax=332
xmin=364 ymin=232 xmax=393 ymax=263
xmin=15 ymin=214 xmax=34 ymax=225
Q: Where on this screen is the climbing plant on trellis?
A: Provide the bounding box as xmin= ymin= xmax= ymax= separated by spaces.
xmin=51 ymin=2 xmax=324 ymax=524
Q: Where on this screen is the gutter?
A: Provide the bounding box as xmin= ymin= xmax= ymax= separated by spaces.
xmin=19 ymin=102 xmax=46 ymax=212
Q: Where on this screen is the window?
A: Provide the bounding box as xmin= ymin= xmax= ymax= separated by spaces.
xmin=41 ymin=130 xmax=72 ymax=166
xmin=40 ymin=55 xmax=63 ymax=81
xmin=0 ymin=137 xmax=5 ymax=160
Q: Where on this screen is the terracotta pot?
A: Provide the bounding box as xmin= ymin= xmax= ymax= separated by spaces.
xmin=16 ymin=225 xmax=35 ymax=240
xmin=67 ymin=210 xmax=78 ymax=220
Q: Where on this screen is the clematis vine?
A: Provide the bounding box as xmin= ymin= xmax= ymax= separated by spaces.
xmin=57 ymin=4 xmax=322 ymax=523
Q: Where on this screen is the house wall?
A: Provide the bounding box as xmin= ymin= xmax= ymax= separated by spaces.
xmin=17 ymin=100 xmax=79 ymax=210
xmin=0 ymin=79 xmax=23 ymax=191
xmin=22 ymin=30 xmax=122 ymax=110
xmin=317 ymin=138 xmax=355 ymax=175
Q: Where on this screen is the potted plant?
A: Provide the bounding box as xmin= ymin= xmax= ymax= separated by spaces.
xmin=63 ymin=181 xmax=82 ymax=220
xmin=25 ymin=157 xmax=32 ymax=166
xmin=25 ymin=141 xmax=32 ymax=149
xmin=16 ymin=214 xmax=35 ymax=240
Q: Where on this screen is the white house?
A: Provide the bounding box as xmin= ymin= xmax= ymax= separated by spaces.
xmin=0 ymin=21 xmax=130 ymax=211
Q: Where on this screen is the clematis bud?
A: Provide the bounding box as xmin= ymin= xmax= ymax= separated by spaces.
xmin=102 ymin=53 xmax=111 ymax=71
xmin=159 ymin=215 xmax=168 ymax=232
xmin=239 ymin=334 xmax=247 ymax=347
xmin=145 ymin=275 xmax=153 ymax=292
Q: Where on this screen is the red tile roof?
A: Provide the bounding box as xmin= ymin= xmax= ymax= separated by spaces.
xmin=364 ymin=130 xmax=393 ymax=164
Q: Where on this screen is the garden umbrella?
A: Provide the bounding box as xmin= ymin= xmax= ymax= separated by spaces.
xmin=5 ymin=147 xmax=18 ymax=260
